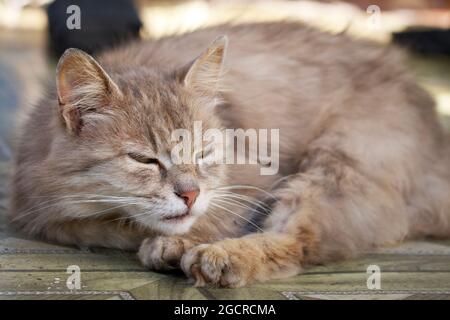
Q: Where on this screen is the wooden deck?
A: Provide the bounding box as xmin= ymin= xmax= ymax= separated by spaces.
xmin=1 ymin=194 xmax=450 ymax=300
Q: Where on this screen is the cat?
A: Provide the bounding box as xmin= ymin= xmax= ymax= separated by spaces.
xmin=10 ymin=22 xmax=450 ymax=287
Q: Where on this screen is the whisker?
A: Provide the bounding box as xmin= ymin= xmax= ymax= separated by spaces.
xmin=215 ymin=190 xmax=271 ymax=205
xmin=213 ymin=191 xmax=272 ymax=214
xmin=108 ymin=210 xmax=154 ymax=223
xmin=216 ymin=185 xmax=277 ymax=200
xmin=74 ymin=203 xmax=137 ymax=219
xmin=212 ymin=197 xmax=254 ymax=211
xmin=206 ymin=208 xmax=224 ymax=224
xmin=12 ymin=197 xmax=142 ymax=222
xmin=18 ymin=195 xmax=112 ymax=215
xmin=268 ymin=174 xmax=294 ymax=190
xmin=212 ymin=197 xmax=270 ymax=217
xmin=210 ymin=201 xmax=263 ymax=232
xmin=268 ymin=172 xmax=321 ymax=190
xmin=213 ymin=195 xmax=272 ymax=223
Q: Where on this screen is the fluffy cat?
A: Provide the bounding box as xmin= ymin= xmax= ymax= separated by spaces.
xmin=10 ymin=23 xmax=450 ymax=287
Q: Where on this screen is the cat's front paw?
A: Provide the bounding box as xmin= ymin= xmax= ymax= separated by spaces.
xmin=181 ymin=243 xmax=251 ymax=288
xmin=138 ymin=236 xmax=191 ymax=271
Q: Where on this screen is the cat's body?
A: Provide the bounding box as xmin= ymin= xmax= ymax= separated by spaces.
xmin=10 ymin=23 xmax=450 ymax=287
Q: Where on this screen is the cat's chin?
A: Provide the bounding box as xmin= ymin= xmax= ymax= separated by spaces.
xmin=152 ymin=193 xmax=212 ymax=235
xmin=129 ymin=209 xmax=197 ymax=235
xmin=154 ymin=215 xmax=197 ymax=235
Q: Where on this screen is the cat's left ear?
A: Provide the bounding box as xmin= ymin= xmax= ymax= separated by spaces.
xmin=178 ymin=36 xmax=228 ymax=96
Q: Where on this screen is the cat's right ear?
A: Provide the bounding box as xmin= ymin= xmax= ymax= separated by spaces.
xmin=56 ymin=48 xmax=122 ymax=135
xmin=176 ymin=36 xmax=228 ymax=96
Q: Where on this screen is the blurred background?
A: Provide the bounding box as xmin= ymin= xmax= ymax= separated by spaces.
xmin=0 ymin=0 xmax=449 ymax=160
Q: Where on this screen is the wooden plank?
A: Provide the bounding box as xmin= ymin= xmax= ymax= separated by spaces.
xmin=0 ymin=253 xmax=145 ymax=271
xmin=252 ymin=272 xmax=450 ymax=293
xmin=0 ymin=237 xmax=83 ymax=253
xmin=0 ymin=271 xmax=163 ymax=293
xmin=0 ymin=294 xmax=121 ymax=300
xmin=130 ymin=276 xmax=208 ymax=300
xmin=305 ymin=254 xmax=450 ymax=273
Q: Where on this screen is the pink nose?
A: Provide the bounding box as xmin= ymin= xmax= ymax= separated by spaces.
xmin=179 ymin=190 xmax=199 ymax=209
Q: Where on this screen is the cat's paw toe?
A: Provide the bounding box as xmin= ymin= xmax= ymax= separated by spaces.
xmin=181 ymin=244 xmax=244 ymax=288
xmin=138 ymin=236 xmax=187 ymax=271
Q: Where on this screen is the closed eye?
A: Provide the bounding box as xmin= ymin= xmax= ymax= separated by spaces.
xmin=127 ymin=153 xmax=160 ymax=165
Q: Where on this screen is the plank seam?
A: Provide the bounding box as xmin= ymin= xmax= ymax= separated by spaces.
xmin=0 ymin=290 xmax=135 ymax=300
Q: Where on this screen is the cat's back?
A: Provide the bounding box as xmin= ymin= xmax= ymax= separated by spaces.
xmin=99 ymin=22 xmax=412 ymax=129
xmin=100 ymin=22 xmax=402 ymax=75
xmin=96 ymin=22 xmax=435 ymax=167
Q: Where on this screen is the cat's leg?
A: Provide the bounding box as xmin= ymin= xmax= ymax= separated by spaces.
xmin=138 ymin=212 xmax=243 ymax=270
xmin=138 ymin=236 xmax=196 ymax=270
xmin=180 ymin=148 xmax=409 ymax=287
xmin=180 ymin=233 xmax=306 ymax=287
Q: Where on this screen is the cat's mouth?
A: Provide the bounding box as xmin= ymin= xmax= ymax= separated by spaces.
xmin=163 ymin=210 xmax=191 ymax=222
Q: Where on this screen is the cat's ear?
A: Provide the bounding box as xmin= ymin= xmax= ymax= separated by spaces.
xmin=180 ymin=36 xmax=228 ymax=95
xmin=56 ymin=48 xmax=122 ymax=135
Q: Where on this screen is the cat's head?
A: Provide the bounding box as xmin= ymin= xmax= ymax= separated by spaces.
xmin=50 ymin=37 xmax=228 ymax=235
